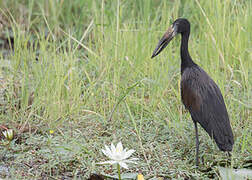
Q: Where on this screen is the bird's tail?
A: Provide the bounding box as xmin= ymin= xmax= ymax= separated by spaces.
xmin=211 ymin=126 xmax=234 ymax=152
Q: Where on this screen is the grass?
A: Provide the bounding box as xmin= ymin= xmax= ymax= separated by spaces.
xmin=0 ymin=0 xmax=251 ymax=179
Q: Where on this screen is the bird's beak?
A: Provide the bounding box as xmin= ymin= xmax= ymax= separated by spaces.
xmin=151 ymin=25 xmax=177 ymax=58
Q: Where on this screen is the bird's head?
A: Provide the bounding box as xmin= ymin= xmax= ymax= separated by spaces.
xmin=151 ymin=18 xmax=190 ymax=58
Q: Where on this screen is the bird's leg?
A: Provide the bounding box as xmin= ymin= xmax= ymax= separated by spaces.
xmin=227 ymin=151 xmax=232 ymax=165
xmin=227 ymin=151 xmax=232 ymax=157
xmin=193 ymin=121 xmax=199 ymax=167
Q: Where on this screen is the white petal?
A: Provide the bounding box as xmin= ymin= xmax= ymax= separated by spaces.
xmin=104 ymin=145 xmax=113 ymax=158
xmin=97 ymin=160 xmax=117 ymax=165
xmin=116 ymin=142 xmax=123 ymax=152
xmin=124 ymin=149 xmax=135 ymax=159
xmin=129 ymin=158 xmax=139 ymax=161
xmin=105 ymin=145 xmax=111 ymax=153
xmin=101 ymin=149 xmax=109 ymax=157
xmin=111 ymin=143 xmax=116 ymax=154
xmin=123 ymin=159 xmax=138 ymax=164
xmin=119 ymin=161 xmax=128 ymax=169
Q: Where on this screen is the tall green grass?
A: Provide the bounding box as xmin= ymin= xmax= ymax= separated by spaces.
xmin=0 ymin=0 xmax=251 ymax=178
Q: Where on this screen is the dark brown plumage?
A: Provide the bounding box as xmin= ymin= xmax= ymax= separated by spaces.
xmin=151 ymin=18 xmax=234 ymax=166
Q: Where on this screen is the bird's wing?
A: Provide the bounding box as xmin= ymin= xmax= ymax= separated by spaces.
xmin=181 ymin=67 xmax=234 ymax=151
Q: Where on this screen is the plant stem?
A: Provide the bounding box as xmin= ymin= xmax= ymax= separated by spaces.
xmin=117 ymin=164 xmax=121 ymax=180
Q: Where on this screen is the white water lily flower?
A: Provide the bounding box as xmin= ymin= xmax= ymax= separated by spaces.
xmin=98 ymin=142 xmax=138 ymax=169
xmin=3 ymin=129 xmax=14 ymax=141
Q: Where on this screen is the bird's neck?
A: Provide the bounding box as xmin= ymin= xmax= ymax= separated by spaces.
xmin=180 ymin=32 xmax=195 ymax=73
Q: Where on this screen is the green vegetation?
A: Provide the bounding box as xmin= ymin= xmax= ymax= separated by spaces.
xmin=0 ymin=0 xmax=251 ymax=179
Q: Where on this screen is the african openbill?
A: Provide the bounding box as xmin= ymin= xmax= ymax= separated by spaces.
xmin=151 ymin=18 xmax=234 ymax=166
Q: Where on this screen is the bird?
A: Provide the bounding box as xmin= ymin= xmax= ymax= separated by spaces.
xmin=151 ymin=18 xmax=234 ymax=166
